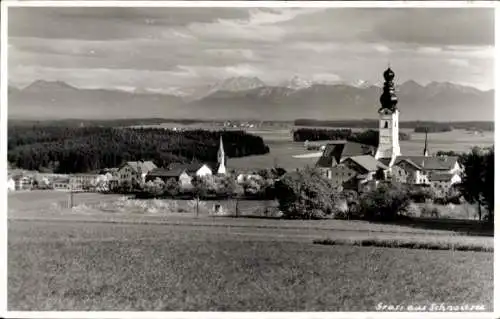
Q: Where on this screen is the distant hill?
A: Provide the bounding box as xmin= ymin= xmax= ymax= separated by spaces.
xmin=8 ymin=77 xmax=494 ymax=121
xmin=8 ymin=80 xmax=185 ymax=120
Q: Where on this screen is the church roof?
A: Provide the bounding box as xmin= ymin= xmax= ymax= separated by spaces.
xmin=315 ymin=141 xmax=375 ymax=168
xmin=344 ymin=155 xmax=388 ymax=173
xmin=394 ymin=156 xmax=458 ymax=171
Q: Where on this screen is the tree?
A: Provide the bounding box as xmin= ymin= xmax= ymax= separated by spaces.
xmin=241 ymin=176 xmax=264 ymax=197
xmin=214 ymin=174 xmax=244 ymax=216
xmin=482 ymin=147 xmax=494 ymax=222
xmin=358 ymin=182 xmax=411 ymax=221
xmin=120 ymin=180 xmax=133 ymax=194
xmin=274 ymin=167 xmax=338 ymax=219
xmin=214 ymin=174 xmax=237 ymax=197
xmin=163 ymin=178 xmax=180 ymax=197
xmin=271 ymin=167 xmax=287 ymax=179
xmin=191 ymin=175 xmax=211 ymax=217
xmin=459 ymin=147 xmax=487 ymax=220
xmin=144 ymin=178 xmax=164 ymax=197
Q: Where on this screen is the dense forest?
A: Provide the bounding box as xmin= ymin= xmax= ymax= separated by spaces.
xmin=293 ymin=128 xmax=411 ymax=146
xmin=294 ymin=119 xmax=494 ymax=131
xmin=8 ymin=126 xmax=270 ymax=173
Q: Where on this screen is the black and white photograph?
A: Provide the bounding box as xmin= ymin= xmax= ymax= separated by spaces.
xmin=2 ymin=1 xmax=496 ymax=314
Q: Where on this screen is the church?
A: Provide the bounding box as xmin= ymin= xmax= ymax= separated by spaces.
xmin=316 ymin=67 xmax=462 ymax=194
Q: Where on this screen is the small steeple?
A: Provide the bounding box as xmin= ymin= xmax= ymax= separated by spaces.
xmin=217 ymin=135 xmax=227 ymax=175
xmin=423 ymin=128 xmax=429 ymax=157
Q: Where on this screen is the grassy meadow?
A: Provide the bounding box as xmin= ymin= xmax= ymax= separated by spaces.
xmin=8 ymin=219 xmax=493 ymax=311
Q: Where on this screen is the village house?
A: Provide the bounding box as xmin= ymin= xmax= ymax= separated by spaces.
xmin=7 ymin=176 xmax=16 ymax=192
xmin=391 ymin=155 xmax=461 ymax=186
xmin=319 ymin=154 xmax=388 ymax=192
xmin=428 ymin=172 xmax=462 ymax=197
xmin=117 ymin=160 xmax=157 ymax=185
xmin=12 ymin=174 xmax=33 ymax=191
xmin=52 ymin=177 xmax=71 ymax=191
xmin=69 ymin=174 xmax=100 ymax=191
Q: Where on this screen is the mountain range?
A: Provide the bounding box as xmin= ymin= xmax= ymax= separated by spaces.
xmin=8 ymin=76 xmax=494 ymax=121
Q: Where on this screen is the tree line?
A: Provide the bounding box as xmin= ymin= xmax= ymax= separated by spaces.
xmin=414 ymin=126 xmax=453 ymax=133
xmin=8 ymin=126 xmax=270 ymax=173
xmin=294 ymin=119 xmax=494 ymax=131
xmin=293 ymin=128 xmax=411 ymax=146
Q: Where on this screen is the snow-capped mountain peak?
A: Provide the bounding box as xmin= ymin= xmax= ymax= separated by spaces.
xmin=211 ymin=76 xmax=266 ymax=92
xmin=280 ymin=75 xmax=313 ymax=90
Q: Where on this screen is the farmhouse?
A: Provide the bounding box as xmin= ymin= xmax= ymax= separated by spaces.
xmin=316 ymin=67 xmax=463 ymax=190
xmin=118 ymin=160 xmax=157 ymax=184
xmin=12 ymin=174 xmax=33 ymax=191
xmin=70 ymin=174 xmax=100 ymax=191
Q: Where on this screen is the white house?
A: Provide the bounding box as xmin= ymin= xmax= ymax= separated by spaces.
xmin=7 ymin=176 xmax=15 ymax=192
xmin=12 ymin=175 xmax=33 ymax=191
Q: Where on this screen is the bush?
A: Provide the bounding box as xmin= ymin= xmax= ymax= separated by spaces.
xmin=408 ymin=186 xmax=436 ymax=203
xmin=358 ymin=182 xmax=411 ymax=221
xmin=421 ymin=204 xmax=441 ymax=218
xmin=275 ymin=167 xmax=339 ymax=219
xmin=404 ymin=202 xmax=421 ymax=218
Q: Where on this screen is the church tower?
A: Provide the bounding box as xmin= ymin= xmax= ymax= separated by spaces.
xmin=217 ymin=136 xmax=227 ymax=175
xmin=374 ymin=67 xmax=401 ymax=166
xmin=423 ymin=128 xmax=429 ymax=157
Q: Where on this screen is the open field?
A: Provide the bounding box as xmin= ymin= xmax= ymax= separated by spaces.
xmin=9 ymin=219 xmax=493 ymax=311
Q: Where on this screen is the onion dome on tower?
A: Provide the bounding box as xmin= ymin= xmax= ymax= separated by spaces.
xmin=379 ymin=67 xmax=398 ymax=113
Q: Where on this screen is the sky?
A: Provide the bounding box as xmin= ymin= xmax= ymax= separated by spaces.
xmin=8 ymin=7 xmax=495 ymax=93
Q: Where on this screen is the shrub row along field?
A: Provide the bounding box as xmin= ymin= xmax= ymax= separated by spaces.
xmin=314 ymin=238 xmax=492 ymax=252
xmin=8 ymin=126 xmax=269 ymax=173
xmin=292 ymin=128 xmax=410 ymax=145
xmin=8 ymin=220 xmax=492 ymax=311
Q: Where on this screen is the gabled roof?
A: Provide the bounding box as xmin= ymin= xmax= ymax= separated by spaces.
xmin=124 ymin=161 xmax=157 ymax=173
xmin=428 ymin=172 xmax=456 ymax=182
xmin=169 ymin=162 xmax=215 ymax=174
xmin=395 ymin=158 xmax=422 ymax=170
xmin=395 ymin=156 xmax=459 ymax=171
xmin=315 ymin=141 xmax=375 ymax=168
xmin=344 ymin=155 xmax=388 ymax=173
xmin=340 ymin=142 xmax=376 ymax=159
xmin=53 ymin=178 xmax=70 ymax=183
xmin=147 ymin=167 xmax=185 ymax=178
